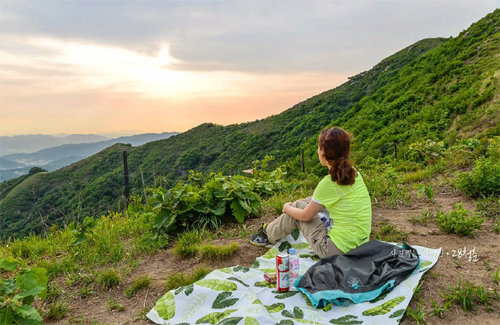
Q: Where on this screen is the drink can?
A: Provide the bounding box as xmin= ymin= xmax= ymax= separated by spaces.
xmin=276 ymin=253 xmax=289 ymax=292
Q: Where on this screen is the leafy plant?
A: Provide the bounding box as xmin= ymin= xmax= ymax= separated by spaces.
xmin=68 ymin=216 xmax=99 ymax=246
xmin=406 ymin=303 xmax=427 ymax=324
xmin=149 ymin=170 xmax=285 ymax=235
xmin=407 ymin=139 xmax=445 ymax=163
xmin=455 ymin=157 xmax=500 ymax=197
xmin=0 ymin=257 xmax=48 ymax=325
xmin=436 ymin=203 xmax=484 ymax=237
xmin=429 ymin=298 xmax=450 ymax=318
xmin=414 ymin=183 xmax=435 ymax=201
xmin=107 ymin=298 xmax=124 ymax=312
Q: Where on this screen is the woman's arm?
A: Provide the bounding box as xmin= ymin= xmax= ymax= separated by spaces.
xmin=283 ymin=199 xmax=324 ymax=222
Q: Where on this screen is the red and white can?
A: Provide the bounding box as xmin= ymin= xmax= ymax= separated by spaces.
xmin=276 ymin=253 xmax=290 ymax=292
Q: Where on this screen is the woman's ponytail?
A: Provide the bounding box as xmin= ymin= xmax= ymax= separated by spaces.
xmin=319 ymin=127 xmax=356 ymax=186
xmin=328 ymin=157 xmax=356 ymax=185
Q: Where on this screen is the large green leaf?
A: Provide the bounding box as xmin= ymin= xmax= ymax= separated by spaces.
xmin=264 ymin=302 xmax=285 ymax=313
xmin=230 ymin=200 xmax=247 ymax=223
xmin=263 ymin=248 xmax=279 ymax=259
xmin=218 ymin=317 xmax=244 ymax=325
xmin=12 ymin=305 xmax=43 ymax=323
xmin=362 ymin=296 xmax=405 ymax=316
xmin=212 ymin=292 xmax=239 ymax=309
xmin=196 ymin=309 xmax=237 ymax=324
xmin=272 ymin=290 xmax=300 ymax=299
xmin=197 ymin=279 xmax=237 ymax=291
xmin=15 ymin=268 xmax=47 ymax=301
xmin=0 ymin=257 xmax=19 ymax=271
xmin=155 ymin=291 xmax=175 ymax=320
xmin=244 ymin=316 xmax=260 ymax=325
xmin=329 ymin=315 xmax=363 ymax=324
xmin=227 ymin=277 xmax=249 ymax=287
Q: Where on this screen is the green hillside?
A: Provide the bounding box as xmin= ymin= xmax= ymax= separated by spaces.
xmin=1 ymin=10 xmax=498 ymax=239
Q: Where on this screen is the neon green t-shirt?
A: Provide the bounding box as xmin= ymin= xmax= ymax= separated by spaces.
xmin=311 ymin=171 xmax=372 ymax=253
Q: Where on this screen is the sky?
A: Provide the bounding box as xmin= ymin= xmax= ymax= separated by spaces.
xmin=0 ymin=0 xmax=497 ymax=136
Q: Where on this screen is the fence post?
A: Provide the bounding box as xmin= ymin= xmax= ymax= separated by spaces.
xmin=123 ymin=151 xmax=130 ymax=207
xmin=301 ymin=148 xmax=305 ymax=173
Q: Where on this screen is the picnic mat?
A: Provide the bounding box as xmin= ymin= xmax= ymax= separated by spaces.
xmin=147 ymin=230 xmax=440 ymax=324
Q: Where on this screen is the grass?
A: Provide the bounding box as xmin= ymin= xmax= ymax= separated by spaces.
xmin=410 ymin=210 xmax=434 ymax=225
xmin=173 ymin=229 xmax=210 ymax=258
xmin=107 ymin=298 xmax=125 ymax=312
xmin=96 ymin=268 xmax=121 ymax=290
xmin=406 ymin=303 xmax=426 ymax=325
xmin=439 ymin=280 xmax=499 ymax=312
xmin=429 ymin=298 xmax=450 ymax=318
xmin=0 ymin=211 xmax=157 ymax=283
xmin=124 ymin=275 xmax=151 ymax=298
xmin=165 ymin=266 xmax=211 ymax=291
xmin=173 ymin=229 xmax=238 ymax=260
xmin=362 ymin=166 xmax=413 ymax=208
xmin=371 ymin=222 xmax=409 ymax=242
xmin=77 ymin=285 xmax=97 ymax=298
xmin=475 ymin=195 xmax=500 ymax=233
xmin=198 ymin=242 xmax=239 ymax=260
xmin=237 ymin=224 xmax=250 ymax=238
xmin=45 ymin=301 xmax=69 ymax=320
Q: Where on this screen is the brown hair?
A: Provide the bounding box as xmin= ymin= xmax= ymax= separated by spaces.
xmin=318 ymin=127 xmax=356 ymax=185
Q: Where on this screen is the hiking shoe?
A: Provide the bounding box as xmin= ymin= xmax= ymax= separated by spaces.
xmin=250 ymin=224 xmax=272 ymax=247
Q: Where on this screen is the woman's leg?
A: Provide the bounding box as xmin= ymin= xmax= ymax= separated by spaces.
xmin=265 ymin=198 xmax=343 ymax=258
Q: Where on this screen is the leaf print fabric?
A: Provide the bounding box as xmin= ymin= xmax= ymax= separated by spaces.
xmin=147 ymin=230 xmax=441 ymax=324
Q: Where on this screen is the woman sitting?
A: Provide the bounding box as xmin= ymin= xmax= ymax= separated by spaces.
xmin=250 ymin=127 xmax=372 ymax=258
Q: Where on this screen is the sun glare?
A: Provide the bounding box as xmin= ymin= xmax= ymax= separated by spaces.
xmin=21 ymin=37 xmax=236 ymax=99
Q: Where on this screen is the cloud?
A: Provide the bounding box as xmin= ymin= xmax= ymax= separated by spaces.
xmin=1 ymin=1 xmax=497 ymax=73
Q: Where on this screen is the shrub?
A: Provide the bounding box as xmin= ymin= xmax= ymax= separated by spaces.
xmin=407 ymin=139 xmax=445 ymax=163
xmin=436 ymin=203 xmax=484 ymax=237
xmin=96 ymin=269 xmax=121 ymax=290
xmin=395 ymin=160 xmax=421 ymax=172
xmin=124 ymin=276 xmax=151 ymax=298
xmin=165 ymin=266 xmax=211 ymax=291
xmin=198 ymin=242 xmax=239 ymax=260
xmin=455 ymin=157 xmax=500 ymax=197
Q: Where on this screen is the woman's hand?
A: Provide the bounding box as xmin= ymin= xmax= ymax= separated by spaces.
xmin=282 ymin=202 xmax=293 ymax=213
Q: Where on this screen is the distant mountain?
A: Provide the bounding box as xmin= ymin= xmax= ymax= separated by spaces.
xmin=0 ymin=134 xmax=109 ymax=155
xmin=0 ymin=132 xmax=178 ymax=182
xmin=1 ymin=10 xmax=498 ymax=239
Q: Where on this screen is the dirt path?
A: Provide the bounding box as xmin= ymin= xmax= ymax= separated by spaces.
xmin=46 ymin=188 xmax=499 ymax=324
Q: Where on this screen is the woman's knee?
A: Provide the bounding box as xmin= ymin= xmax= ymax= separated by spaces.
xmin=293 ymin=200 xmax=308 ymax=209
